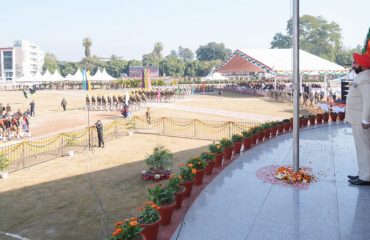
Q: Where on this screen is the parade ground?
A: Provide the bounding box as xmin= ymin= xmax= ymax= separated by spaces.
xmin=0 ymin=90 xmax=309 ymax=239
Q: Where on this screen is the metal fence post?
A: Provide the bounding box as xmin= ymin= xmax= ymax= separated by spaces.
xmin=228 ymin=122 xmax=232 ymax=139
xmin=193 ymin=120 xmax=197 ymax=138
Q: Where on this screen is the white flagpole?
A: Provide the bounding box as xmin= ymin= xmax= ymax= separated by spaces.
xmin=292 ymin=0 xmax=300 ymax=172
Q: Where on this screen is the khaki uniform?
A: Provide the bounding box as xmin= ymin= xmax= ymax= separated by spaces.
xmin=345 ymin=69 xmax=370 ymax=181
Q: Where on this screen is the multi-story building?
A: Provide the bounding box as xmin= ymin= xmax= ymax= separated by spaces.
xmin=0 ymin=47 xmax=15 ymax=82
xmin=0 ymin=40 xmax=44 ymax=82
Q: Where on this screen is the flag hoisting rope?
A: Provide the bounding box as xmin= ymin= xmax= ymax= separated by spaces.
xmin=292 ymin=0 xmax=300 ymax=172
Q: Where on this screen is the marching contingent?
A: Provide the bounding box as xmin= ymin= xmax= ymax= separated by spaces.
xmin=85 ymin=87 xmax=191 ymax=113
xmin=0 ymin=103 xmax=31 ymax=142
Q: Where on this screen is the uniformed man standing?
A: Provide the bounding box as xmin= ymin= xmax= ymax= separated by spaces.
xmin=95 ymin=120 xmax=104 ymax=148
xmin=346 ymin=29 xmax=370 ymax=185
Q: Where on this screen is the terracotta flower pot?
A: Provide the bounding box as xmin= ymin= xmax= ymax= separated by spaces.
xmin=204 ymin=160 xmax=214 ymax=175
xmin=338 ymin=112 xmax=345 ymax=121
xmin=243 ymin=138 xmax=252 ymax=150
xmin=323 ymin=114 xmax=329 ymax=123
xmin=140 ymin=218 xmax=161 ymax=240
xmin=302 ymin=118 xmax=308 ymax=127
xmin=252 ymin=134 xmax=258 ymax=144
xmin=271 ymin=127 xmax=278 ymax=137
xmin=180 ymin=180 xmax=194 ymax=198
xmin=283 ymin=122 xmax=290 ymax=131
xmin=175 ymin=187 xmax=186 ymax=209
xmin=233 ymin=142 xmax=242 ymax=154
xmin=213 ymin=153 xmax=223 ymax=168
xmin=316 ymin=114 xmax=323 ymax=124
xmin=223 ymin=147 xmax=233 ymax=160
xmin=278 ymin=124 xmax=284 ymax=134
xmin=330 ymin=113 xmax=338 ymax=122
xmin=309 ymin=117 xmax=315 ymax=125
xmin=194 ymin=169 xmax=205 ymax=185
xmin=264 ymin=129 xmax=271 ymax=139
xmin=258 ymin=131 xmax=265 ymax=142
xmin=158 ymin=201 xmax=176 ymax=225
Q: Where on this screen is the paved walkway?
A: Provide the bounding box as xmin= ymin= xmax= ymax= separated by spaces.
xmin=148 ymin=103 xmax=283 ymax=122
xmin=171 ymin=123 xmax=370 ymax=240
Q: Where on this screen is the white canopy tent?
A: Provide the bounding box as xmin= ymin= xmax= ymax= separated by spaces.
xmin=90 ymin=68 xmax=116 ymax=81
xmin=50 ymin=70 xmax=65 ymax=82
xmin=204 ymin=72 xmax=228 ymax=81
xmin=41 ymin=69 xmax=53 ymax=82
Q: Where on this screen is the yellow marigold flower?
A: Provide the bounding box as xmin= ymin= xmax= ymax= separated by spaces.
xmin=198 ymin=161 xmax=201 ymax=165
xmin=216 ymin=145 xmax=221 ymax=149
xmin=129 ymin=221 xmax=138 ymax=226
xmin=192 ymin=168 xmax=197 ymax=174
xmin=188 ymin=163 xmax=193 ymax=168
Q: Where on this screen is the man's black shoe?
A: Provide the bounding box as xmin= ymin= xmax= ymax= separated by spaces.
xmin=347 ymin=175 xmax=359 ymax=180
xmin=349 ymin=179 xmax=370 ymax=186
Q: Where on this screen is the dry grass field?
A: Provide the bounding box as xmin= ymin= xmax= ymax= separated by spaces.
xmin=0 ymin=89 xmax=301 ymax=239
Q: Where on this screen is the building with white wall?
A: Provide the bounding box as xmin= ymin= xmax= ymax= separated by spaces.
xmin=0 ymin=40 xmax=44 ymax=82
xmin=0 ymin=47 xmax=15 ymax=82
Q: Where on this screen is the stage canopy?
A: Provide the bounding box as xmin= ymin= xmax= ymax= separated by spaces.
xmin=217 ymin=49 xmax=347 ymax=76
xmin=204 ymin=72 xmax=228 ymax=81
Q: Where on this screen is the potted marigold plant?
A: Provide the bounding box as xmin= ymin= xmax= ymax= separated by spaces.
xmin=277 ymin=120 xmax=285 ymax=134
xmin=200 ymin=152 xmax=215 ymax=175
xmin=167 ymin=174 xmax=186 ymax=209
xmin=147 ymin=184 xmax=176 ymax=226
xmin=138 ymin=202 xmax=161 ymax=240
xmin=208 ymin=143 xmax=224 ymax=168
xmin=110 ymin=218 xmax=142 ymax=240
xmin=308 ymin=114 xmax=316 ymax=125
xmin=179 ymin=164 xmax=196 ymax=197
xmin=143 ymin=146 xmax=173 ymax=181
xmin=241 ymin=130 xmax=252 ymax=150
xmin=188 ymin=157 xmax=207 ymax=185
xmin=231 ymin=134 xmax=243 ymax=154
xmin=0 ymin=153 xmax=10 ymax=179
xmin=330 ymin=112 xmax=338 ymax=122
xmin=261 ymin=122 xmax=271 ymax=139
xmin=301 ymin=116 xmax=309 ymax=127
xmin=282 ymin=119 xmax=291 ymax=131
xmin=323 ymin=112 xmax=329 ymax=123
xmin=338 ymin=111 xmax=345 ymax=121
xmin=250 ymin=126 xmax=260 ymax=144
xmin=220 ymin=138 xmax=233 ymax=160
xmin=270 ymin=121 xmax=279 ymax=137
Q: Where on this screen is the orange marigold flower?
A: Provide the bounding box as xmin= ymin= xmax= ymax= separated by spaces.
xmin=130 ymin=217 xmax=137 ymax=221
xmin=188 ymin=163 xmax=193 ymax=167
xmin=192 ymin=168 xmax=197 ymax=174
xmin=129 ymin=221 xmax=138 ymax=226
xmin=156 ymin=206 xmax=161 ymax=210
xmin=178 ymin=176 xmax=182 ymax=180
xmin=115 ymin=221 xmax=124 ymax=227
xmin=112 ymin=228 xmax=122 ymax=236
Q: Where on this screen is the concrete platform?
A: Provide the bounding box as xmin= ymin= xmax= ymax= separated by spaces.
xmin=171 ymin=123 xmax=370 ymax=240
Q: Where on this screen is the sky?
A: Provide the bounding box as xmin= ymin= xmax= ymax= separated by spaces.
xmin=1 ymin=0 xmax=369 ymax=62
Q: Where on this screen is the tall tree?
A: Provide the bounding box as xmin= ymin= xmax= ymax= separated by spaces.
xmin=142 ymin=42 xmax=164 ymax=67
xmin=82 ymin=37 xmax=92 ymax=58
xmin=161 ymin=55 xmax=185 ymax=77
xmin=270 ymin=15 xmax=342 ymax=62
xmin=196 ymin=42 xmax=232 ymax=61
xmin=59 ymin=62 xmax=78 ymax=76
xmin=106 ymin=55 xmax=128 ymax=78
xmin=43 ymin=53 xmax=59 ymax=73
xmin=178 ymin=46 xmax=194 ymax=62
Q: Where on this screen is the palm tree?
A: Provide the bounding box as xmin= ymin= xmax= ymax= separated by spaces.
xmin=82 ymin=37 xmax=92 ymax=58
xmin=153 ymin=42 xmax=163 ymax=60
